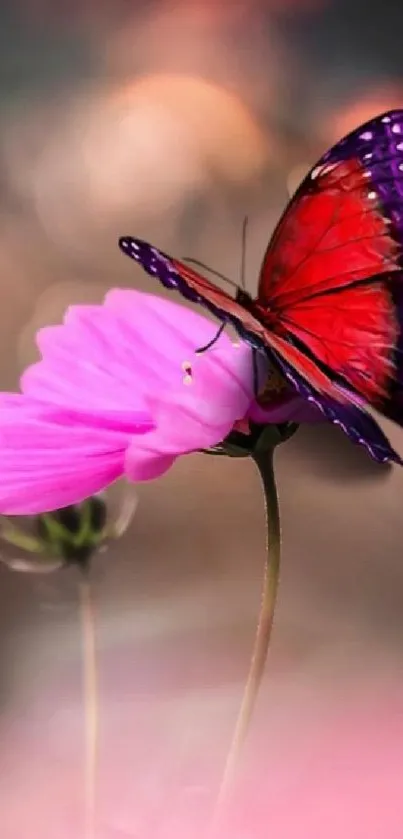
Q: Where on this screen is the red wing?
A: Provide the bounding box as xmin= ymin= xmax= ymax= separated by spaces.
xmin=118 ymin=237 xmax=357 ymax=402
xmin=258 ymin=158 xmax=400 ymax=310
xmin=254 ymin=328 xmax=360 ymax=402
xmin=173 ymin=258 xmax=376 ymax=403
xmin=278 ymin=281 xmax=398 ymax=403
xmin=256 ymin=110 xmax=403 ymax=408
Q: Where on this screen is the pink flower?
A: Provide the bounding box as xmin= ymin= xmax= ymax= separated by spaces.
xmin=0 ymin=290 xmax=319 ymax=515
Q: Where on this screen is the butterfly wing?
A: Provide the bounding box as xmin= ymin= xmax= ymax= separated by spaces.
xmin=118 ymin=237 xmax=359 ymax=399
xmin=256 ymin=109 xmax=403 ymax=419
xmin=117 ymin=236 xmax=401 ymax=463
xmin=118 ymin=236 xmax=270 ymax=348
xmin=119 ymin=110 xmax=403 ymax=429
xmin=272 ymin=351 xmax=403 ymax=465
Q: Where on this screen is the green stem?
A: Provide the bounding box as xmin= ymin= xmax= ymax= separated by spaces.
xmin=0 ymin=521 xmax=44 ymax=554
xmin=212 ymin=447 xmax=281 ymax=824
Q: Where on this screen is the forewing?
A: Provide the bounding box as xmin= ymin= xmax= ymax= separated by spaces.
xmin=118 ymin=236 xmax=268 ymax=347
xmin=257 ymin=110 xmax=403 ymax=414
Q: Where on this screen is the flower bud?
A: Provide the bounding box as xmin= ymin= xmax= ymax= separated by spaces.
xmin=0 ymin=482 xmax=137 ymax=574
xmin=34 ymin=496 xmax=108 ymax=572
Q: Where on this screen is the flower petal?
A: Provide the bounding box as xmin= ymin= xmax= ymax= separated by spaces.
xmin=22 ymin=290 xmax=256 ymax=459
xmin=104 ymin=290 xmax=254 ymax=405
xmin=7 ymin=290 xmax=275 ymax=506
xmin=124 ymin=347 xmax=255 ymax=481
xmin=0 ymin=409 xmax=130 ymax=514
xmin=125 ymin=436 xmax=177 ymax=481
xmin=103 ymin=288 xmax=235 ymax=360
xmin=124 ymin=400 xmax=231 ymax=482
xmin=1 ymin=390 xmax=154 ymax=435
xmin=21 ymin=310 xmax=153 ymax=427
xmin=22 ymin=293 xmax=253 ymax=426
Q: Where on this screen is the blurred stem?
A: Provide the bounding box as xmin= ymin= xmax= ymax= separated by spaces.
xmin=0 ymin=520 xmax=44 ymax=554
xmin=212 ymin=448 xmax=281 ymax=825
xmin=79 ymin=575 xmax=98 ymax=839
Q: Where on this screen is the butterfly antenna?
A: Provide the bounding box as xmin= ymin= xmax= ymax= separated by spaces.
xmin=240 ymin=216 xmax=248 ymax=291
xmin=182 ymin=257 xmax=240 ymax=293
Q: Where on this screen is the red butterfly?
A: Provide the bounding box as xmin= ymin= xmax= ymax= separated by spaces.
xmin=119 ymin=110 xmax=403 ymax=464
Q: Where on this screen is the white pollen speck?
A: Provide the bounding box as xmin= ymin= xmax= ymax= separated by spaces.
xmin=363 ymin=152 xmax=373 ymax=161
xmin=368 ymin=191 xmax=377 ymax=200
xmin=382 ymin=116 xmax=391 ymax=123
xmin=392 ymin=123 xmax=402 ymax=134
xmin=182 ymin=360 xmax=193 ymax=386
xmin=361 ymin=130 xmax=373 ymax=140
xmin=397 ymin=142 xmax=403 ymax=151
xmin=399 ymin=163 xmax=403 ymax=171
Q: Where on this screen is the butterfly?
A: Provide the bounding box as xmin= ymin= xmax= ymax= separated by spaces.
xmin=119 ymin=110 xmax=403 ymax=465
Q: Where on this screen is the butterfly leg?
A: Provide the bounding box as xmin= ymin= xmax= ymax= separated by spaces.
xmin=252 ymin=348 xmax=259 ymax=399
xmin=195 ymin=321 xmax=226 ymax=354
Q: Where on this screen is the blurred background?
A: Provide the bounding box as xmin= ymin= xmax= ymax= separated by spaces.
xmin=1 ymin=1 xmax=403 ymax=836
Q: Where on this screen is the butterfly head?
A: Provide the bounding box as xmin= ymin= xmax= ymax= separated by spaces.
xmin=235 ymin=288 xmax=254 ymax=308
xmin=235 ymin=287 xmax=273 ymax=333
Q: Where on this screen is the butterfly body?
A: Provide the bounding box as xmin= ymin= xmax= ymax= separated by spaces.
xmin=235 ymin=290 xmax=273 ymax=327
xmin=119 ymin=110 xmax=403 ymax=464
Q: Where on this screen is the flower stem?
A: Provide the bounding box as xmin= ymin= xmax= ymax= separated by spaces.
xmin=212 ymin=447 xmax=281 ymax=825
xmin=79 ymin=575 xmax=98 ymax=839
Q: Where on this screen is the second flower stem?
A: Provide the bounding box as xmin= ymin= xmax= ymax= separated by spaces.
xmin=79 ymin=575 xmax=98 ymax=839
xmin=213 ymin=447 xmax=281 ymax=819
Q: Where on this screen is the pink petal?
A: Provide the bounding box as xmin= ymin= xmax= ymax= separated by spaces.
xmin=123 ymin=337 xmax=255 ymax=482
xmin=103 ymin=288 xmax=235 ymax=360
xmin=125 ymin=437 xmax=177 ymax=481
xmin=0 ymin=411 xmax=130 ymax=514
xmin=0 ymin=458 xmax=123 ymax=515
xmin=125 ymin=366 xmax=249 ymax=482
xmin=0 ymin=413 xmax=131 ymax=450
xmin=7 ymin=290 xmax=265 ymax=506
xmin=104 ymin=290 xmax=253 ymax=404
xmin=21 ymin=311 xmax=152 ymax=421
xmin=22 ymin=294 xmax=252 ymax=420
xmin=22 ymin=289 xmax=256 ymax=456
xmin=0 ymin=392 xmax=154 ymax=435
